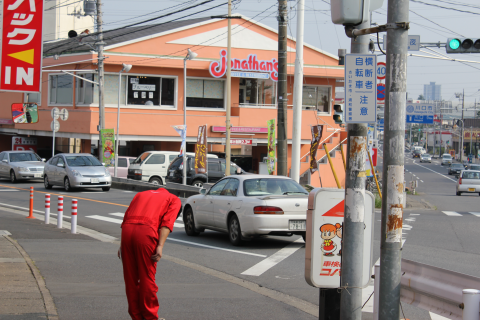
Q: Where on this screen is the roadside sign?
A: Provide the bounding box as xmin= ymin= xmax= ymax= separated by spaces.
xmin=59 ymin=108 xmax=69 ymax=121
xmin=12 ymin=136 xmax=37 ymax=152
xmin=383 ymin=35 xmax=421 ymax=51
xmin=378 ymin=118 xmax=384 ymax=125
xmin=50 ymin=120 xmax=59 ymax=132
xmin=51 ymin=107 xmax=59 ymax=120
xmin=406 ymin=103 xmax=434 ymax=124
xmin=305 ymin=188 xmax=374 ymax=288
xmin=377 ymin=83 xmax=385 ymax=101
xmin=0 ymin=0 xmax=45 ymax=92
xmin=345 ymin=54 xmax=377 ymax=124
xmin=377 ymin=62 xmax=386 ymax=80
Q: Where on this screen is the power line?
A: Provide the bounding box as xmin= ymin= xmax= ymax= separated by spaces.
xmin=409 ymin=9 xmax=464 ymax=37
xmin=410 ymin=0 xmax=480 ymax=15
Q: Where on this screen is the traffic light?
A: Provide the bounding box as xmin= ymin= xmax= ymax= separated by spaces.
xmin=333 ymin=104 xmax=344 ymax=124
xmin=446 ymin=38 xmax=480 ymax=53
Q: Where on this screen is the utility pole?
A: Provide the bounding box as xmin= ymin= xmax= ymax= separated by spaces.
xmin=379 ymin=0 xmax=409 ymax=317
xmin=340 ymin=18 xmax=369 ymax=320
xmin=291 ymin=0 xmax=304 ymax=182
xmin=96 ymin=0 xmax=105 ymax=161
xmin=277 ymin=0 xmax=288 ymax=176
xmin=461 ymin=89 xmax=465 ymax=163
xmin=225 ymin=0 xmax=232 ymax=176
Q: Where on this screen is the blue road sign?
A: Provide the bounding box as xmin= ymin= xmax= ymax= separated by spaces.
xmin=406 ymin=103 xmax=435 ymax=124
xmin=406 ymin=115 xmax=434 ymax=124
xmin=378 ymin=118 xmax=384 ymax=125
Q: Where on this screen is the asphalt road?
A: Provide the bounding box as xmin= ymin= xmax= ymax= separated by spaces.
xmin=0 ymin=151 xmax=479 ymax=320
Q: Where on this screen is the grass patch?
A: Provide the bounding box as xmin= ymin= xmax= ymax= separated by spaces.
xmin=374 ymin=192 xmax=382 ymax=208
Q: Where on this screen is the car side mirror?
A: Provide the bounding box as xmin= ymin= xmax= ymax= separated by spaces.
xmin=2 ymin=159 xmax=7 ymax=163
xmin=41 ymin=158 xmax=46 ymax=162
xmin=57 ymin=163 xmax=64 ymax=168
xmin=199 ymin=188 xmax=206 ymax=195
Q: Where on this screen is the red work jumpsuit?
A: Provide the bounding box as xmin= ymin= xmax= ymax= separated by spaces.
xmin=121 ymin=188 xmax=181 ymax=320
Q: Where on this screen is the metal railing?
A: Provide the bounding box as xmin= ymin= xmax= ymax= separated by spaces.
xmin=300 ymin=129 xmax=341 ymax=161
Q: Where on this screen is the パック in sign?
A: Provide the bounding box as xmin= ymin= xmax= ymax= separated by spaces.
xmin=1 ymin=0 xmax=45 ymax=93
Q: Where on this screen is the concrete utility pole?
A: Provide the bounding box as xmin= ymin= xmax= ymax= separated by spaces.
xmin=379 ymin=0 xmax=409 ymax=317
xmin=340 ymin=18 xmax=369 ymax=320
xmin=225 ymin=0 xmax=232 ymax=176
xmin=96 ymin=0 xmax=105 ymax=161
xmin=291 ymin=0 xmax=304 ymax=182
xmin=461 ymin=89 xmax=465 ymax=162
xmin=277 ymin=0 xmax=288 ymax=176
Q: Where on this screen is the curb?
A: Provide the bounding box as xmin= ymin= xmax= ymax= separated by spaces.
xmin=4 ymin=235 xmax=59 ymax=320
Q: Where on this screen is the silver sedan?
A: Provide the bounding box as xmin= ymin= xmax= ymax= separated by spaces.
xmin=183 ymin=175 xmax=309 ymax=246
xmin=44 ymin=153 xmax=112 ymax=191
xmin=0 ymin=151 xmax=45 ymax=182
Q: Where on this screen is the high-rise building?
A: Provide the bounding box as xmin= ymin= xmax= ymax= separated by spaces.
xmin=43 ymin=0 xmax=93 ymax=42
xmin=424 ymin=82 xmax=441 ymax=101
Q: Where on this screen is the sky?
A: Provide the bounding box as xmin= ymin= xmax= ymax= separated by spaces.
xmin=93 ymin=0 xmax=480 ymax=108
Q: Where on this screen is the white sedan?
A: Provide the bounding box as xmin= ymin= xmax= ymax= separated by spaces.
xmin=182 ymin=175 xmax=309 ymax=246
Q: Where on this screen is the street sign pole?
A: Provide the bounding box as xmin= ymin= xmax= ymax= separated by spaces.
xmin=379 ymin=0 xmax=409 ymax=317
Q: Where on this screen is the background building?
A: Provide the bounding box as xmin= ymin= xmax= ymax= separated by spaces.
xmin=424 ymin=82 xmax=441 ymax=101
xmin=43 ymin=0 xmax=93 ymax=41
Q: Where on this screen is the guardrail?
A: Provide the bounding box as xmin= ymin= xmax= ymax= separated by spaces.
xmin=374 ymin=259 xmax=480 ymax=320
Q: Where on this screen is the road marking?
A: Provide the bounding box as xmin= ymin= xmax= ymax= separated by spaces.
xmin=241 ymin=238 xmax=304 ymax=276
xmin=108 ymin=212 xmax=184 ymax=228
xmin=0 ymin=189 xmax=19 ymax=192
xmin=86 ymin=215 xmax=123 ymax=224
xmin=442 ymin=211 xmax=462 ymax=216
xmin=412 ymin=163 xmax=457 ymax=182
xmin=410 ymin=213 xmax=420 ymax=215
xmin=420 ymin=180 xmax=424 ymax=183
xmin=0 ymin=202 xmax=43 ymax=213
xmin=50 ymin=213 xmax=71 ymax=219
xmin=166 ymin=238 xmax=266 ymax=258
xmin=468 ymin=212 xmax=480 ymax=217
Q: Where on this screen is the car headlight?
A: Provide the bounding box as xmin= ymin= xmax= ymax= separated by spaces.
xmin=133 ymin=169 xmax=141 ymax=175
xmin=105 ymin=168 xmax=111 ymax=176
xmin=18 ymin=167 xmax=28 ymax=172
xmin=71 ymin=169 xmax=82 ymax=177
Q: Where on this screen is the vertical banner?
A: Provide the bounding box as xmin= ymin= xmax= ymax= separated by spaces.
xmin=195 ymin=125 xmax=207 ymax=174
xmin=100 ymin=129 xmax=115 ymax=167
xmin=267 ymin=119 xmax=276 ymax=175
xmin=1 ymin=0 xmax=45 ymax=92
xmin=173 ymin=125 xmax=186 ymax=155
xmin=310 ymin=125 xmax=323 ymax=173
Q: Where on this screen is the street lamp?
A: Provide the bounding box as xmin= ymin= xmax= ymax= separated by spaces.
xmin=183 ymin=49 xmax=197 ymax=185
xmin=114 ymin=63 xmax=132 ymax=177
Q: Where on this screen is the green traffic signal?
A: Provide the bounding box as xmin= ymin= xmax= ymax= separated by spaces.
xmin=449 ymin=38 xmax=460 ymax=50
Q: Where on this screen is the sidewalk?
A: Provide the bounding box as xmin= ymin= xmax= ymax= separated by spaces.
xmin=0 ymin=206 xmax=317 ymax=320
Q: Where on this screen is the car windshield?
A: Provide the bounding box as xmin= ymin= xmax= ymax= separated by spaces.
xmin=243 ymin=178 xmax=308 ymax=196
xmin=471 ymin=165 xmax=480 ymax=170
xmin=451 ymin=164 xmax=463 ymax=168
xmin=443 ymin=155 xmax=452 ymax=159
xmin=65 ymin=156 xmax=102 ymax=166
xmin=132 ymin=153 xmax=150 ymax=164
xmin=9 ymin=152 xmax=41 ymax=162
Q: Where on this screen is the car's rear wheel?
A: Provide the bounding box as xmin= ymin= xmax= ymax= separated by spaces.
xmin=10 ymin=170 xmax=17 ymax=183
xmin=301 ymin=233 xmax=306 ymax=242
xmin=44 ymin=175 xmax=52 ymax=189
xmin=228 ymin=215 xmax=242 ymax=246
xmin=64 ymin=177 xmax=72 ymax=192
xmin=192 ymin=179 xmax=204 ymax=188
xmin=184 ymin=207 xmax=199 ymax=236
xmin=149 ymin=177 xmax=162 ymax=185
xmin=456 ymin=191 xmax=461 ymax=196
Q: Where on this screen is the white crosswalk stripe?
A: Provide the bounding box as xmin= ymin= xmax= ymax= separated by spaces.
xmin=442 ymin=211 xmax=462 ymax=216
xmin=86 ymin=213 xmax=185 ymax=228
xmin=468 ymin=212 xmax=480 ymax=217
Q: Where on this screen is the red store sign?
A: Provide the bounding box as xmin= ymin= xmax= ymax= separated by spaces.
xmin=12 ymin=136 xmax=37 ymax=152
xmin=0 ymin=0 xmax=44 ymax=93
xmin=230 ymin=139 xmax=252 ymax=145
xmin=209 ymin=49 xmax=278 ymax=81
xmin=211 ymin=126 xmax=268 ymax=133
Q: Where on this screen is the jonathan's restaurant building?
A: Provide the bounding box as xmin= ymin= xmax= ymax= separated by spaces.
xmin=0 ymin=15 xmax=347 ymax=187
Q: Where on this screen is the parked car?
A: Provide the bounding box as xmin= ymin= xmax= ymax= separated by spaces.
xmin=0 ymin=151 xmax=46 ymax=182
xmin=166 ymin=155 xmax=246 ymax=187
xmin=107 ymin=156 xmax=136 ymax=178
xmin=182 ymin=175 xmax=309 ymax=245
xmin=441 ymin=153 xmax=453 ymax=165
xmin=467 ymin=164 xmax=480 ymax=171
xmin=44 ymin=153 xmax=112 ymax=191
xmin=448 ymin=163 xmax=465 ymax=176
xmin=456 ymin=170 xmax=480 ymax=196
xmin=127 ymin=151 xmax=218 ymax=185
xmin=419 ymin=153 xmax=432 ymax=163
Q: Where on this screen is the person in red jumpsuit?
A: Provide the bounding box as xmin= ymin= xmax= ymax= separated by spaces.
xmin=118 ymin=188 xmax=181 ymax=320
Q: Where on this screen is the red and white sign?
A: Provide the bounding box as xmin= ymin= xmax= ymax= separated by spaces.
xmin=305 ymin=189 xmax=374 ymax=288
xmin=209 ymin=49 xmax=279 ymax=81
xmin=12 ymin=136 xmax=37 ymax=151
xmin=211 ymin=126 xmax=268 ymax=133
xmin=0 ymin=0 xmax=44 ymax=93
xmin=230 ymin=139 xmax=252 ymax=145
xmin=377 ymin=62 xmax=386 ymax=80
xmin=372 ymin=147 xmax=378 ymax=166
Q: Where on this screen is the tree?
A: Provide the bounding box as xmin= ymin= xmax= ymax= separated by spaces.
xmin=417 ymin=94 xmax=425 ymax=100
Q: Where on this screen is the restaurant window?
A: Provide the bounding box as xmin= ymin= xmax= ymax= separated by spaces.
xmin=239 ymin=78 xmax=276 ymax=106
xmin=127 ymin=76 xmax=175 ymax=107
xmin=186 ymin=79 xmax=224 ymax=109
xmin=76 ymin=73 xmax=96 ymax=105
xmin=302 ymin=86 xmax=331 ymax=113
xmin=49 ymin=74 xmax=73 ymax=105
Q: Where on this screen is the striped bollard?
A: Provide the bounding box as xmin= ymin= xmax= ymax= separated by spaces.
xmin=57 ymin=196 xmax=63 ymax=228
xmin=27 ymin=186 xmax=35 ymax=219
xmin=71 ymin=200 xmax=77 ymax=234
xmin=45 ymin=194 xmax=50 ymax=224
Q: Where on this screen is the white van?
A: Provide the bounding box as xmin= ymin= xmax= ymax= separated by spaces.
xmin=127 ymin=151 xmax=218 ymax=185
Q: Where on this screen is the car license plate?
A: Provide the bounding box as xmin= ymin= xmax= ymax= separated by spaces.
xmin=91 ymin=178 xmax=99 ymax=183
xmin=469 ymin=188 xmax=475 ymax=192
xmin=34 ymin=173 xmax=42 ymax=178
xmin=289 ymin=220 xmax=306 ymax=230
xmin=170 ymin=172 xmax=174 ymax=177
